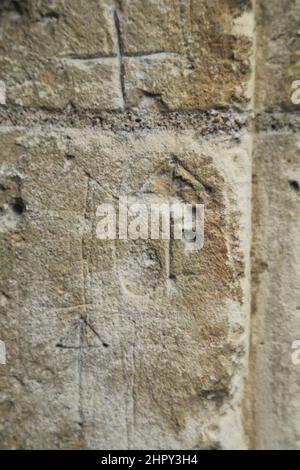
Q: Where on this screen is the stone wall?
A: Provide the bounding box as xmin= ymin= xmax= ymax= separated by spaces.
xmin=0 ymin=0 xmax=299 ymax=449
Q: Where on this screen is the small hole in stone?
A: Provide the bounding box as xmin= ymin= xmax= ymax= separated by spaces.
xmin=289 ymin=180 xmax=300 ymax=193
xmin=66 ymin=154 xmax=75 ymax=161
xmin=102 ymin=342 xmax=109 ymax=348
xmin=11 ymin=197 xmax=26 ymax=216
xmin=43 ymin=11 xmax=59 ymax=21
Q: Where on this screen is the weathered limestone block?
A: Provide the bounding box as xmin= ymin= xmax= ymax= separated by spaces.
xmin=255 ymin=0 xmax=300 ymax=112
xmin=120 ymin=0 xmax=254 ymax=110
xmin=0 ymin=0 xmax=120 ymax=109
xmin=0 ymin=0 xmax=254 ymax=111
xmin=61 ymin=58 xmax=124 ymax=110
xmin=0 ymin=127 xmax=252 ymax=449
xmin=251 ymin=132 xmax=300 ymax=449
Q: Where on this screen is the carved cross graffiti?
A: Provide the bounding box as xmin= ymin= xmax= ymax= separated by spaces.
xmin=63 ymin=9 xmax=179 ymax=109
xmin=56 ymin=315 xmax=108 ymax=431
xmin=56 ymin=315 xmax=107 ymax=377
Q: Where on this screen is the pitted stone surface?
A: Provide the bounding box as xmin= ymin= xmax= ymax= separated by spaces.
xmin=0 ymin=129 xmax=251 ymax=449
xmin=1 ymin=0 xmax=300 ymax=452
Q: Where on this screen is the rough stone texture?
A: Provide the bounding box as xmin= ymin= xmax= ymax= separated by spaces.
xmin=121 ymin=0 xmax=254 ymax=110
xmin=255 ymin=0 xmax=300 ymax=112
xmin=0 ymin=0 xmax=254 ymax=111
xmin=249 ymin=133 xmax=300 ymax=449
xmin=0 ymin=128 xmax=251 ymax=449
xmin=0 ymin=0 xmax=300 ymax=451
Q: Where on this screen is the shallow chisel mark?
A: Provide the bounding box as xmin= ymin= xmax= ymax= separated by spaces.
xmin=171 ymin=155 xmax=215 ymax=196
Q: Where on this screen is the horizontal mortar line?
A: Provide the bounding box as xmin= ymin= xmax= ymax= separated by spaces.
xmin=0 ymin=122 xmax=253 ymax=135
xmin=0 ymin=108 xmax=253 ymax=121
xmin=59 ymin=51 xmax=181 ymax=61
xmin=123 ymin=51 xmax=181 ymax=58
xmin=6 ymin=110 xmax=298 ymax=132
xmin=59 ymin=53 xmax=118 ymax=60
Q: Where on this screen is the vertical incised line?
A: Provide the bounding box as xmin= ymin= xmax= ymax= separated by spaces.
xmin=114 ymin=9 xmax=126 ymax=108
